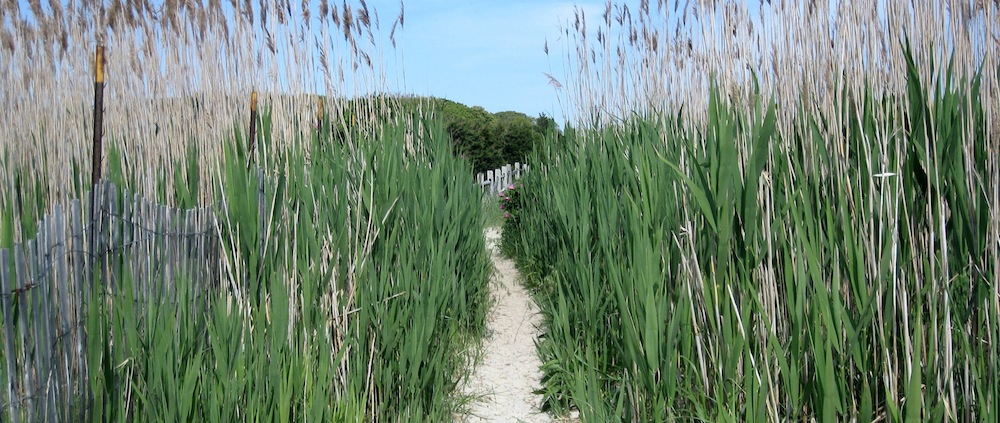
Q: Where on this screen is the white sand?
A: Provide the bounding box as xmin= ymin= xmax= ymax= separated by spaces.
xmin=459 ymin=228 xmax=551 ymax=422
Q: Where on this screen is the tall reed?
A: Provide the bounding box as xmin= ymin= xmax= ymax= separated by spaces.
xmin=82 ymin=113 xmax=492 ymax=421
xmin=517 ymin=0 xmax=999 ymax=420
xmin=0 ymin=0 xmax=404 ymax=242
xmin=3 ymin=1 xmax=494 ymax=421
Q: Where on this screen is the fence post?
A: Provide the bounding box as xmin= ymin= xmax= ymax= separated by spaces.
xmin=91 ymin=44 xmax=105 ymax=189
xmin=89 ymin=43 xmax=105 ymax=293
xmin=316 ymin=97 xmax=324 ymax=131
xmin=247 ymin=91 xmax=258 ymax=171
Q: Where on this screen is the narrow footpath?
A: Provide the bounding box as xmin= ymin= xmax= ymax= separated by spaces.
xmin=459 ymin=228 xmax=550 ymax=422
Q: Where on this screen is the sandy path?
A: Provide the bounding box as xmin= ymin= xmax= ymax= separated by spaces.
xmin=459 ymin=228 xmax=550 ymax=423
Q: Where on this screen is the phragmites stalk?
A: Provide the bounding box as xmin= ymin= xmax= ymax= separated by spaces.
xmin=1 ymin=2 xmax=413 ymax=416
xmin=341 ymin=1 xmax=354 ymax=41
xmin=555 ymin=0 xmax=998 ymax=142
xmin=539 ymin=1 xmax=999 ymax=420
xmin=0 ymin=0 xmax=402 ymax=241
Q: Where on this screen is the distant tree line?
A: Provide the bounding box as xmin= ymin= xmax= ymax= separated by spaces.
xmin=326 ymin=95 xmax=561 ymax=174
xmin=406 ymin=97 xmax=559 ymax=174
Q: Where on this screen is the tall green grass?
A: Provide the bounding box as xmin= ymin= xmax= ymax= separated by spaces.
xmin=510 ymin=53 xmax=998 ymax=421
xmin=481 ymin=194 xmax=505 ymax=229
xmin=83 ymin=112 xmax=492 ymax=421
xmin=3 ymin=2 xmax=497 ymax=420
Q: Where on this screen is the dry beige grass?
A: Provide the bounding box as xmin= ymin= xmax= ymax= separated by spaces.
xmin=0 ymin=0 xmax=406 ymax=241
xmin=537 ymin=1 xmax=999 ymax=419
xmin=550 ymin=0 xmax=997 ymax=142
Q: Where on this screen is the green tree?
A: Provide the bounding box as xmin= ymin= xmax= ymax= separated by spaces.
xmin=441 ymin=104 xmax=499 ymax=172
xmin=535 ymin=113 xmax=559 ymax=137
xmin=399 ymin=97 xmax=553 ymax=173
xmin=492 ymin=111 xmax=541 ymax=165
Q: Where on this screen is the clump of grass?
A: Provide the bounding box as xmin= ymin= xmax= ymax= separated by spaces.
xmin=83 ymin=111 xmax=493 ymax=421
xmin=4 ymin=1 xmax=496 ymax=421
xmin=520 ymin=0 xmax=999 ymax=421
xmin=482 ymin=192 xmax=505 ymax=229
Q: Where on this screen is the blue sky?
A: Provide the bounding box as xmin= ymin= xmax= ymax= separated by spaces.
xmin=372 ymin=0 xmax=605 ymax=124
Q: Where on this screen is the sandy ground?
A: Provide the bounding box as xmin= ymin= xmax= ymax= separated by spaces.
xmin=459 ymin=228 xmax=551 ymax=423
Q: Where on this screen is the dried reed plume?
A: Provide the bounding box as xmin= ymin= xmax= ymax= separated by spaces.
xmin=544 ymin=0 xmax=999 ymax=420
xmin=554 ymin=0 xmax=998 ymax=137
xmin=0 ymin=0 xmax=407 ymax=407
xmin=0 ymin=0 xmax=400 ymax=227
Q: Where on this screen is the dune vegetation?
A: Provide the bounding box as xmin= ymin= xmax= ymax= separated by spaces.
xmin=2 ymin=0 xmax=998 ymax=422
xmin=2 ymin=1 xmax=494 ymax=421
xmin=505 ymin=0 xmax=999 ymax=421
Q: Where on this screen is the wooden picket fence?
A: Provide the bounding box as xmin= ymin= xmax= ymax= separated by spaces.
xmin=0 ymin=179 xmax=223 ymax=422
xmin=475 ymin=162 xmax=529 ymax=195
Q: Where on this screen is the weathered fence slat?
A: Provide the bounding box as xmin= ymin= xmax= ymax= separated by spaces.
xmin=37 ymin=221 xmax=56 ymax=422
xmin=68 ymin=199 xmax=86 ymax=413
xmin=139 ymin=196 xmax=150 ymax=297
xmin=184 ymin=210 xmax=196 ymax=305
xmin=475 ymin=162 xmax=530 ymax=195
xmin=13 ymin=245 xmax=33 ymax=422
xmin=51 ymin=204 xmax=73 ymax=422
xmin=158 ymin=204 xmax=170 ymax=296
xmin=104 ymin=181 xmax=118 ymax=290
xmin=1 ymin=248 xmax=20 ymax=423
xmin=0 ymin=177 xmax=230 ymax=421
xmin=122 ymin=188 xmax=136 ymax=297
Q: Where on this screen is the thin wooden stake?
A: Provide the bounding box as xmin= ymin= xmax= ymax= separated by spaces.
xmin=247 ymin=90 xmax=258 ymax=171
xmin=89 ymin=44 xmax=105 ymax=289
xmin=317 ymin=97 xmax=324 ymax=131
xmin=91 ymin=44 xmax=105 ymax=189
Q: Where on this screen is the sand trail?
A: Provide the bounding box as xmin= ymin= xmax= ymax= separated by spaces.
xmin=459 ymin=228 xmax=551 ymax=423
